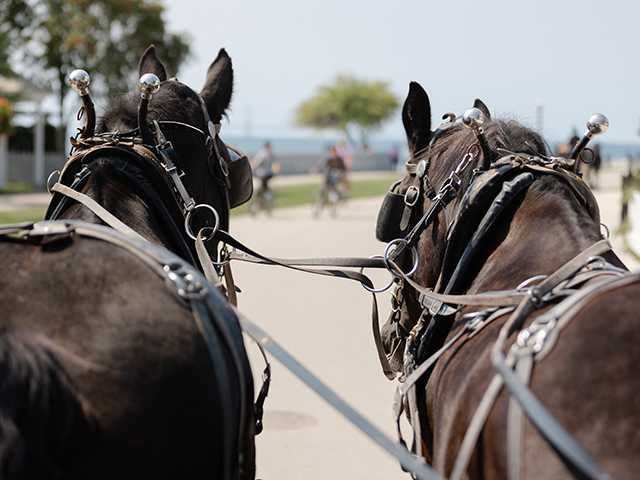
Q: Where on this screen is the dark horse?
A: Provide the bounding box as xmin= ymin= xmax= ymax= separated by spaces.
xmin=379 ymin=82 xmax=640 ymax=479
xmin=0 ymin=47 xmax=255 ymax=479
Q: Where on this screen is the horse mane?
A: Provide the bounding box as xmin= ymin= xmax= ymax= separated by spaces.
xmin=424 ymin=118 xmax=550 ymax=188
xmin=0 ymin=330 xmax=89 ymax=480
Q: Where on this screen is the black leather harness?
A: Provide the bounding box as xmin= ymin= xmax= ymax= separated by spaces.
xmin=379 ymin=150 xmax=626 ymax=480
xmin=0 ymin=220 xmax=253 ymax=480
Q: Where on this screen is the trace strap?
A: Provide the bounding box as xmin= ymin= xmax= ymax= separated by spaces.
xmin=216 ymin=229 xmax=396 ymax=379
xmin=233 ymin=306 xmax=445 ymax=480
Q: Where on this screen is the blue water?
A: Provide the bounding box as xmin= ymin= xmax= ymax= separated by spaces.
xmin=225 ymin=135 xmax=640 ymax=163
xmin=224 ymin=136 xmax=405 ymax=156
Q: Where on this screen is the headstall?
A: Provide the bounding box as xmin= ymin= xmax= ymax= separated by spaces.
xmin=374 ymin=107 xmax=624 ymax=480
xmin=46 ymin=69 xmax=253 ymax=286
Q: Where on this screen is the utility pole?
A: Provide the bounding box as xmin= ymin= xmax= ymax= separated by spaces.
xmin=536 ymin=98 xmax=544 ymax=134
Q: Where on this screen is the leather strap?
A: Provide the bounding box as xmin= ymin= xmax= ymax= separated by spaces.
xmin=218 ymin=230 xmax=396 ymax=379
xmin=51 ymin=183 xmax=147 ymax=241
xmin=493 ymin=348 xmax=613 ymax=480
xmin=233 ymin=306 xmax=445 ymax=480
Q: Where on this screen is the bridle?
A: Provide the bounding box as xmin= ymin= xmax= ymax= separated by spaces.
xmin=47 ymin=70 xmax=252 ymax=292
xmin=379 ymin=109 xmax=622 ymax=480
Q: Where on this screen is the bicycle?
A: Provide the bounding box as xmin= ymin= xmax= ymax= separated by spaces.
xmin=312 ymin=168 xmax=348 ymax=218
xmin=249 ymin=175 xmax=275 ymax=215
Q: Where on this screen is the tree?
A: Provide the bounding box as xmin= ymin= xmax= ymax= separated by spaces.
xmin=295 ymin=74 xmax=399 ymax=148
xmin=0 ymin=0 xmax=190 ymax=152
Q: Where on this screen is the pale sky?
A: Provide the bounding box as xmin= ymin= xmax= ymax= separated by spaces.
xmin=159 ymin=0 xmax=639 ymax=146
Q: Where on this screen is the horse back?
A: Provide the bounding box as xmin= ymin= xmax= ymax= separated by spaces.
xmin=427 ymin=280 xmax=640 ymax=479
xmin=0 ymin=234 xmax=255 ymax=479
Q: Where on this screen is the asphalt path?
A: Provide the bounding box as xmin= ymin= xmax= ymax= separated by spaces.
xmin=228 ymin=167 xmax=640 ymax=480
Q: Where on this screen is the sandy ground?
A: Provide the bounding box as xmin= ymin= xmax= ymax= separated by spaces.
xmin=0 ymin=167 xmax=637 ymax=479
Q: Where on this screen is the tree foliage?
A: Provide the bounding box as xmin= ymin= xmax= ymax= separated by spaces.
xmin=0 ymin=0 xmax=190 ymax=150
xmin=295 ymin=75 xmax=399 ymax=146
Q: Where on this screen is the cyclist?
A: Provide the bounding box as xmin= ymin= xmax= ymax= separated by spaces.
xmin=252 ymin=142 xmax=278 ymax=191
xmin=311 ymin=146 xmax=348 ymax=191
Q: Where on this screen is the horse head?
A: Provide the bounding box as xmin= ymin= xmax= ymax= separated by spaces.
xmin=380 ymin=81 xmax=548 ymax=370
xmin=97 ymin=45 xmax=235 ymax=232
xmin=48 ymin=46 xmax=251 ymax=268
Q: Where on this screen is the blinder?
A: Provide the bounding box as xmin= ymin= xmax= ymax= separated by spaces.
xmin=376 ymin=181 xmax=408 ymax=243
xmin=375 ymin=115 xmax=460 ymax=245
xmin=224 ymin=143 xmax=253 ymax=208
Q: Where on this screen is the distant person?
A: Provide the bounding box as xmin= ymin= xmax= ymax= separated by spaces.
xmin=251 ymin=142 xmax=280 ymax=198
xmin=336 ymin=139 xmax=354 ymax=172
xmin=311 ymin=144 xmax=350 ymax=194
xmin=390 ymin=144 xmax=399 ymax=171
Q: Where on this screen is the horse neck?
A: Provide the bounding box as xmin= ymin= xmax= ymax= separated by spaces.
xmin=465 ymin=175 xmax=603 ymax=294
xmin=61 ymin=172 xmax=170 ymax=245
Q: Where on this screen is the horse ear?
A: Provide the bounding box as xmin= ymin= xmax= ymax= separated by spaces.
xmin=200 ymin=49 xmax=233 ymax=122
xmin=137 ymin=45 xmax=168 ymax=82
xmin=473 ymin=99 xmax=491 ymax=120
xmin=402 ymin=82 xmax=432 ymax=156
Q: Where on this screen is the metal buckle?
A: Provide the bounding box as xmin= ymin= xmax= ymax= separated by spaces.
xmin=404 ymin=186 xmax=419 ymax=207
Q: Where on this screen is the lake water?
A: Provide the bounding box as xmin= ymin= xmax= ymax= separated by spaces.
xmin=226 ymin=135 xmax=640 ymax=163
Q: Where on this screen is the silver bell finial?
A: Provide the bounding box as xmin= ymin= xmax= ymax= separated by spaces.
xmin=462 ymin=107 xmax=485 ymax=135
xmin=586 ymin=113 xmax=609 ymax=138
xmin=462 ymin=107 xmax=492 ymax=170
xmin=569 ymin=113 xmax=609 ymax=168
xmin=139 ymin=73 xmax=160 ymax=100
xmin=69 ymin=69 xmax=90 ymax=96
xmin=69 ymin=69 xmax=95 ymax=138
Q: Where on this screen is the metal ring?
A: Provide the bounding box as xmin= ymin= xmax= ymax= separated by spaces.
xmin=580 ymin=148 xmax=595 ymax=164
xmin=600 ymin=222 xmax=610 ymax=239
xmin=516 ymin=274 xmax=548 ymax=291
xmin=46 ymin=170 xmax=61 ymax=195
xmin=359 ymin=255 xmax=395 ymax=293
xmin=185 ymin=204 xmax=220 ymax=241
xmin=383 ymin=238 xmax=419 ymax=278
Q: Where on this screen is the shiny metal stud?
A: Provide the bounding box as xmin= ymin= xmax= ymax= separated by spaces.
xmin=69 ymin=69 xmax=90 ymax=96
xmin=570 ymin=113 xmax=609 ymax=165
xmin=462 ymin=107 xmax=485 ymax=134
xmin=139 ymin=73 xmax=160 ymax=100
xmin=586 ymin=113 xmax=609 ymax=138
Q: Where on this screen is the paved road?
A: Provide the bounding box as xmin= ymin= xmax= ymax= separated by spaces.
xmin=228 ymin=167 xmax=639 ymax=480
xmin=1 ymin=168 xmax=637 ymax=479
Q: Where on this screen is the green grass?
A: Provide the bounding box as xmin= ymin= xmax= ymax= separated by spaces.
xmin=232 ymin=176 xmax=398 ymax=216
xmin=0 ymin=207 xmax=47 ymax=225
xmin=0 ymin=175 xmax=401 ymax=223
xmin=0 ymin=183 xmax=36 ymax=194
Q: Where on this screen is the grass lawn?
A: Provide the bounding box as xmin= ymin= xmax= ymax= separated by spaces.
xmin=0 ymin=207 xmax=48 ymax=225
xmin=0 ymin=175 xmax=401 ymax=224
xmin=232 ymin=176 xmax=398 ymax=216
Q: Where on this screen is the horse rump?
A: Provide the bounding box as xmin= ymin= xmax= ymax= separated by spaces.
xmin=0 ymin=329 xmax=89 ymax=480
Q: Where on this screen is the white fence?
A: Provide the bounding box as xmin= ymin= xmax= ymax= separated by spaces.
xmin=2 ymin=150 xmax=395 ymax=188
xmin=6 ymin=151 xmax=66 ymax=186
